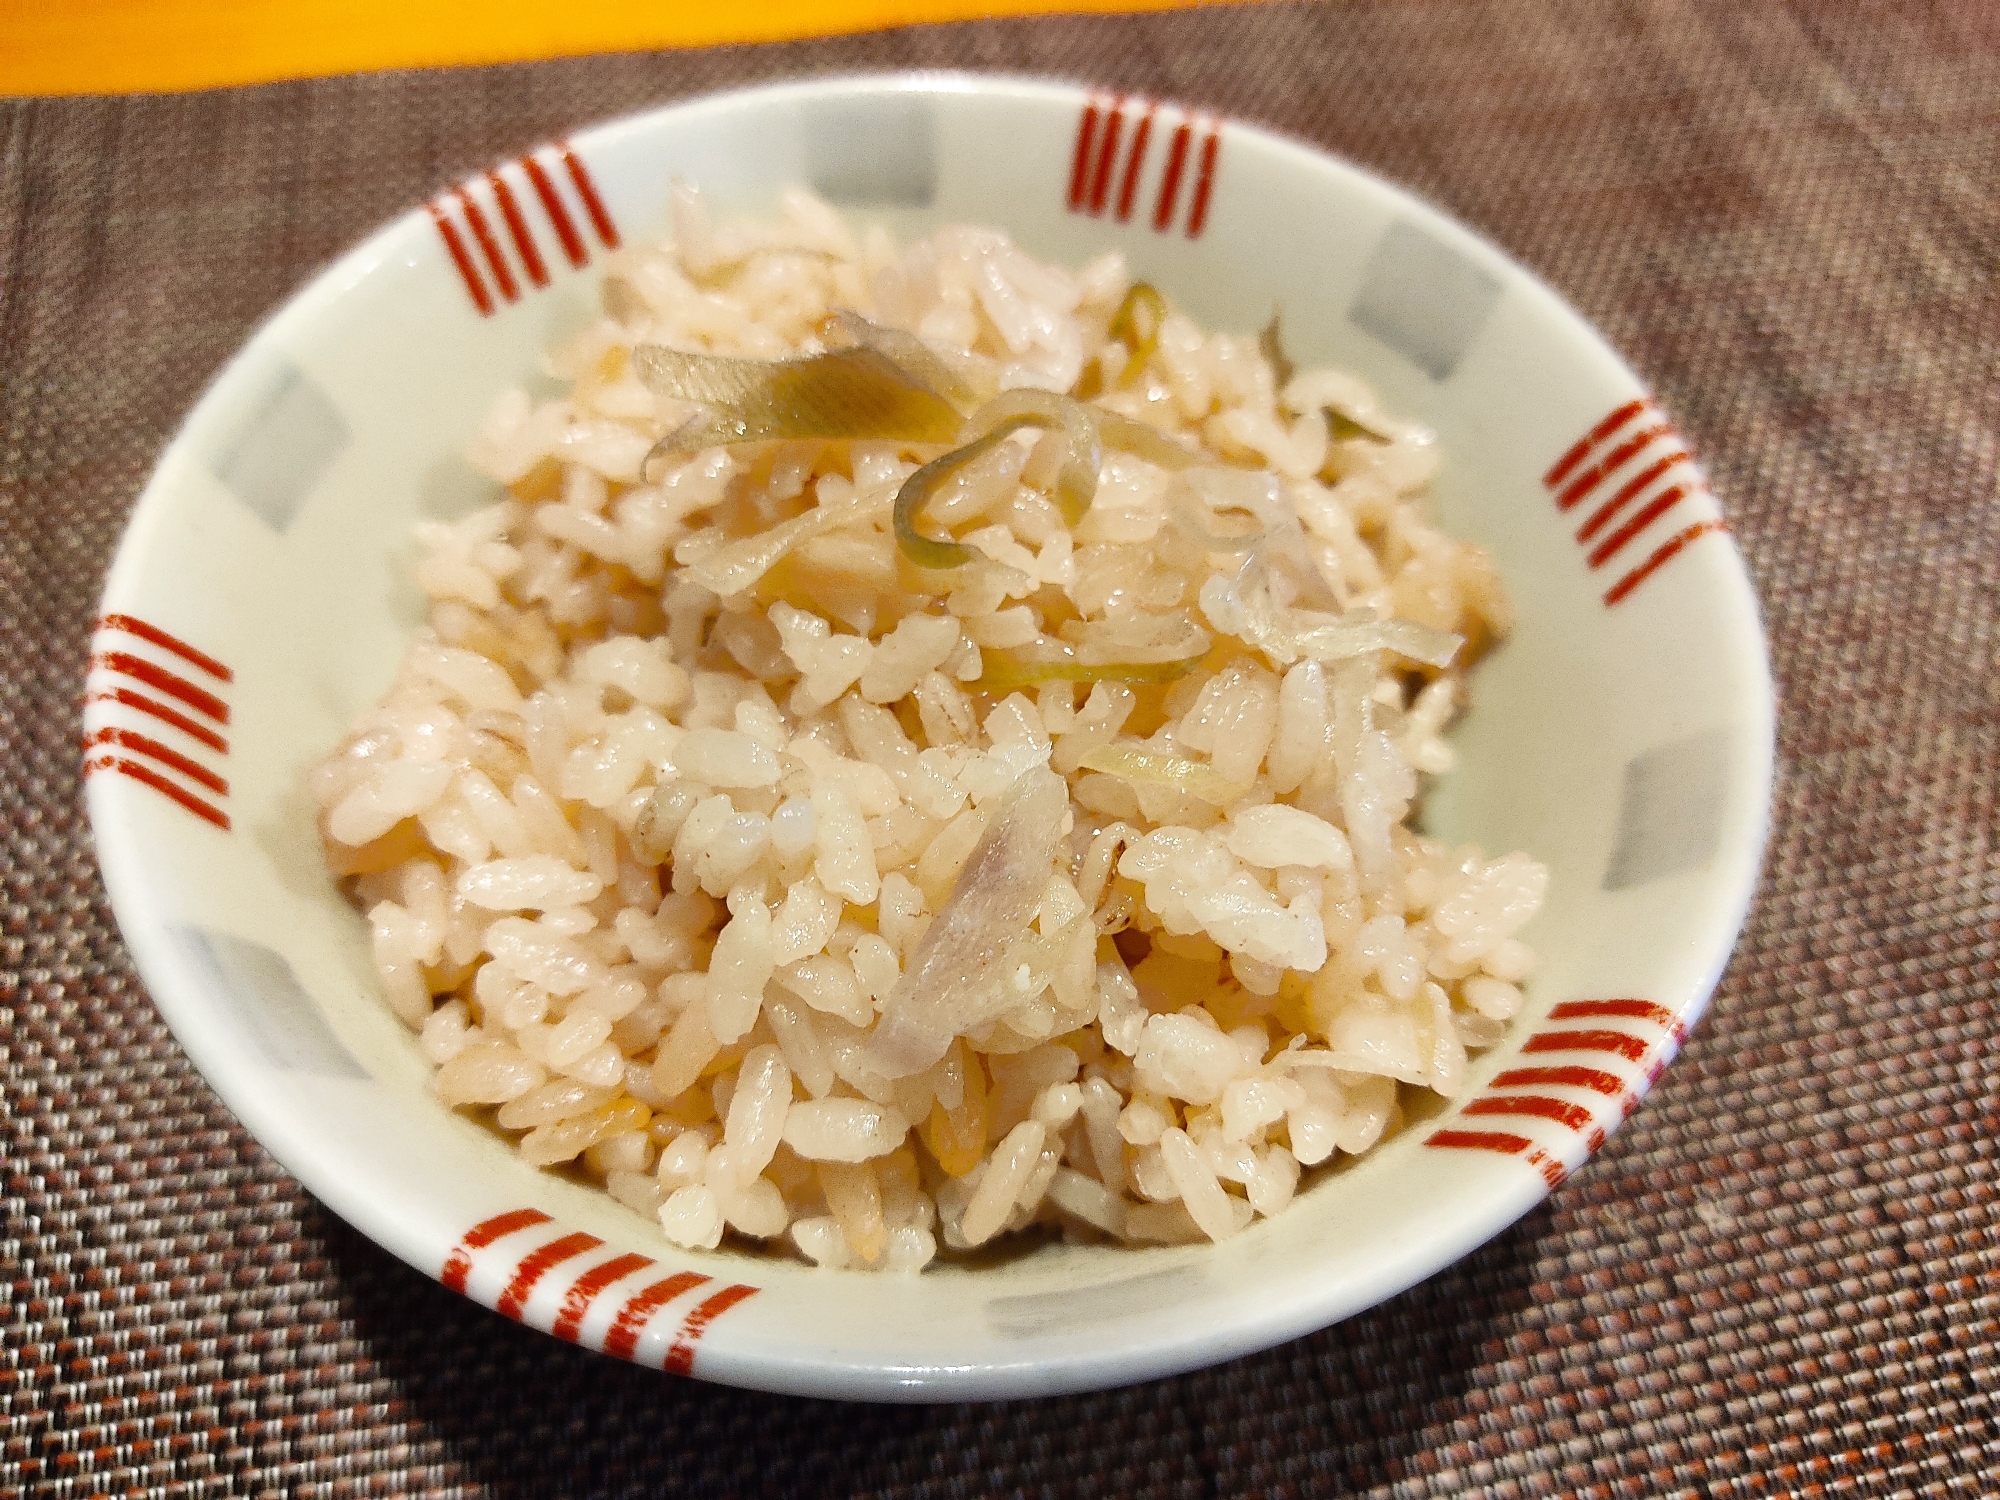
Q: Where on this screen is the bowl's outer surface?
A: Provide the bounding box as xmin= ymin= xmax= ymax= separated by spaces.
xmin=85 ymin=73 xmax=1773 ymax=1401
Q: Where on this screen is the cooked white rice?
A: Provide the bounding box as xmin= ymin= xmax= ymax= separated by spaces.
xmin=312 ymin=184 xmax=1547 ymax=1272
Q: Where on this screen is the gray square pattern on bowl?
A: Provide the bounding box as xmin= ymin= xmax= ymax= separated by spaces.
xmin=174 ymin=926 xmax=368 ymax=1077
xmin=1602 ymin=728 xmax=1733 ymax=891
xmin=986 ymin=1265 xmax=1206 ymax=1339
xmin=211 ymin=362 xmax=350 ymax=533
xmin=1348 ymin=219 xmax=1503 ymax=381
xmin=804 ymin=95 xmax=938 ymax=208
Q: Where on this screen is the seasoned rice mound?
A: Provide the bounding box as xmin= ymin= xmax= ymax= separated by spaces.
xmin=312 ymin=185 xmax=1547 ymax=1271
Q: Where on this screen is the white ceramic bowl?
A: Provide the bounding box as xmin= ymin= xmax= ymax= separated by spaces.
xmin=85 ymin=73 xmax=1773 ymax=1401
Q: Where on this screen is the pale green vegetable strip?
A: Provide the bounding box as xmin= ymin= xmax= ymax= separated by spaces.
xmin=1077 ymin=744 xmax=1249 ymax=806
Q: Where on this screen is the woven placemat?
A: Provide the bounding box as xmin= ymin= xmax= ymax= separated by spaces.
xmin=5 ymin=2 xmax=1996 ymax=1494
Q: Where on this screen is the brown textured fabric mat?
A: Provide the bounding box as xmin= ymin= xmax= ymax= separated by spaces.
xmin=5 ymin=1 xmax=1998 ymax=1493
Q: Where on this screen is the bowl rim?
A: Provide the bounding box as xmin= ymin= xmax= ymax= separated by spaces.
xmin=87 ymin=67 xmax=1776 ymax=1401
